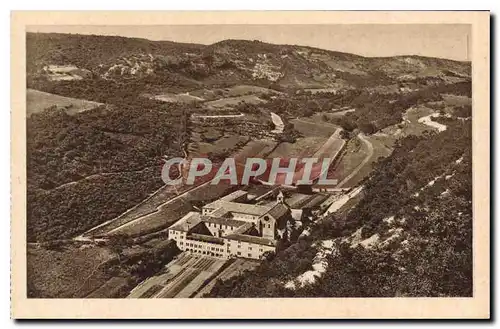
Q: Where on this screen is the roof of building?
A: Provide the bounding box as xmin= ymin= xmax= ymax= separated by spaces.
xmin=224 ymin=233 xmax=277 ymax=246
xmin=286 ymin=193 xmax=328 ymax=209
xmin=285 ymin=193 xmax=312 ymax=208
xmin=168 ymin=212 xmax=202 ymax=232
xmin=301 ymin=194 xmax=329 ymax=209
xmin=232 ymin=222 xmax=255 ymax=235
xmin=187 ymin=233 xmax=225 ymax=245
xmin=203 ymin=200 xmax=273 ymax=216
xmin=267 ymin=203 xmax=290 ymax=220
xmin=201 ymin=215 xmax=247 ymax=228
xmin=210 ymin=207 xmax=231 ymax=217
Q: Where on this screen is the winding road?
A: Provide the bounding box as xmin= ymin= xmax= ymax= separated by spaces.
xmin=336 ymin=133 xmax=374 ymax=188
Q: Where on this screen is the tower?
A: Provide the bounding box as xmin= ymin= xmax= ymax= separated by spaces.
xmin=277 ymin=190 xmax=285 ymax=204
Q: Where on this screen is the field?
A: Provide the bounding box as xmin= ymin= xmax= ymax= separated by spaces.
xmin=312 ymin=128 xmax=345 ymax=159
xmin=441 ymin=94 xmax=472 ymax=107
xmin=336 ymin=134 xmax=392 ymax=188
xmin=204 ymin=94 xmax=265 ymax=108
xmin=151 ymin=93 xmax=205 ymax=103
xmin=269 ymin=136 xmax=327 ymax=158
xmin=83 ymin=183 xmax=189 ymax=237
xmin=222 ymin=85 xmax=279 ymax=97
xmin=331 ymin=136 xmax=370 ymax=185
xmin=291 ymin=118 xmax=339 ymax=137
xmin=189 ymin=85 xmax=279 ymax=101
xmin=109 ymin=182 xmax=235 ymax=237
xmin=27 ymin=88 xmax=103 ymax=116
xmin=190 ymin=132 xmax=250 ymax=156
xmin=233 ymin=140 xmax=278 ymax=161
xmin=312 ymin=110 xmax=356 ymax=122
xmin=127 ymin=253 xmax=227 ymax=298
xmin=304 ymin=88 xmax=338 ymax=94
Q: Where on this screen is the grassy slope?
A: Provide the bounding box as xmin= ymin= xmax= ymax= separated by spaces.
xmin=27 ymin=88 xmax=102 ymax=116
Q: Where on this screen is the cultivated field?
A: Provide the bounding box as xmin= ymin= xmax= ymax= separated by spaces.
xmin=269 ymin=136 xmax=327 ymax=158
xmin=291 ymin=117 xmax=339 ymax=137
xmin=127 ymin=253 xmax=227 ymax=298
xmin=27 ymin=88 xmax=103 ymax=116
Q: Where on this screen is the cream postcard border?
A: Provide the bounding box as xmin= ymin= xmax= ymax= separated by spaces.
xmin=11 ymin=11 xmax=490 ymax=319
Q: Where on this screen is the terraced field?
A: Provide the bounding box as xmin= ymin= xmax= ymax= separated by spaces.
xmin=127 ymin=253 xmax=226 ymax=298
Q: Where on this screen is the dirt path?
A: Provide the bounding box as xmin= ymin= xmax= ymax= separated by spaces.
xmin=336 ymin=133 xmax=374 ymax=188
xmin=50 ymin=167 xmax=152 ymax=191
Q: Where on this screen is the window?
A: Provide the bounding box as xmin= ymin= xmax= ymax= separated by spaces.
xmin=237 ymin=251 xmax=241 ymax=256
xmin=248 ymin=253 xmax=252 ymax=258
xmin=180 ymin=242 xmax=183 ymax=245
xmin=238 ymin=245 xmax=241 ymax=249
xmin=248 ymin=247 xmax=252 ymax=251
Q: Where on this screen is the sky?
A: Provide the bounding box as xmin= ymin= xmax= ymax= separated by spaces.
xmin=27 ymin=24 xmax=471 ymax=61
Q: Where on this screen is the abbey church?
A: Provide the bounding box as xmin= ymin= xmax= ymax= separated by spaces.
xmin=168 ymin=189 xmax=293 ymax=259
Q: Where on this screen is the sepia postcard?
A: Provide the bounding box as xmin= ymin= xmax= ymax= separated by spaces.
xmin=11 ymin=11 xmax=490 ymax=319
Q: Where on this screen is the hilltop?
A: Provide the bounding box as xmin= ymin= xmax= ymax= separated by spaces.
xmin=27 ymin=32 xmax=470 ymax=91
